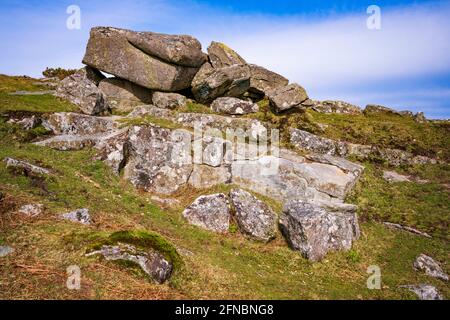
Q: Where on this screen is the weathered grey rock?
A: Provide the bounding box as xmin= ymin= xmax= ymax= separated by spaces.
xmin=414 ymin=254 xmax=448 ymax=281
xmin=414 ymin=112 xmax=427 ymax=123
xmin=383 ymin=171 xmax=411 ymax=183
xmin=191 ymin=63 xmax=251 ymax=104
xmin=98 ymin=78 xmax=153 ymax=113
xmin=229 ymin=189 xmax=277 ymax=242
xmin=127 ymin=105 xmax=174 ymax=119
xmin=248 ymin=64 xmax=289 ymax=99
xmin=305 ymin=154 xmax=364 ymax=176
xmin=364 ymin=104 xmax=401 ymax=115
xmin=18 ymin=204 xmax=44 ymax=217
xmin=311 ymin=100 xmax=362 ymax=115
xmin=8 ymin=115 xmax=41 ymax=130
xmin=55 ymin=67 xmax=110 ymax=115
xmin=83 ymin=27 xmax=199 ymax=91
xmin=0 ymin=246 xmax=14 ymax=257
xmin=123 ymin=125 xmax=193 ymax=195
xmin=232 ymin=154 xmax=360 ymax=203
xmin=290 ymin=128 xmax=438 ymax=167
xmin=34 ymin=135 xmax=97 ymax=151
xmin=42 ymin=112 xmax=119 ymax=136
xmin=401 ymin=285 xmax=443 ymax=300
xmin=211 ymin=97 xmax=259 ymax=115
xmin=126 ymin=30 xmax=207 ymax=67
xmin=207 ymin=41 xmax=246 ymax=69
xmin=280 ymin=200 xmax=360 ymax=262
xmin=183 ymin=193 xmax=231 ymax=233
xmin=383 ymin=222 xmax=432 ymax=238
xmin=9 ymin=90 xmax=55 ymax=96
xmin=3 ymin=157 xmax=50 ymax=176
xmin=61 ymin=208 xmax=91 ymax=225
xmin=188 ymin=165 xmax=231 ymax=189
xmin=152 ymin=92 xmax=187 ymax=110
xmin=290 ymin=128 xmax=344 ymax=156
xmin=94 ymin=128 xmax=129 ymax=174
xmin=86 ymin=243 xmax=172 ymax=284
xmin=268 ymin=84 xmax=309 ymax=113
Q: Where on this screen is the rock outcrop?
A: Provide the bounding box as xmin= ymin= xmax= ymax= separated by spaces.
xmin=290 ymin=128 xmax=438 ymax=166
xmin=183 ymin=193 xmax=231 ymax=233
xmin=83 ymin=27 xmax=200 ymax=91
xmin=55 ymin=67 xmax=109 ymax=115
xmin=280 ymin=200 xmax=360 ymax=262
xmin=311 ymin=100 xmax=362 ymax=115
xmin=248 ymin=64 xmax=289 ymax=100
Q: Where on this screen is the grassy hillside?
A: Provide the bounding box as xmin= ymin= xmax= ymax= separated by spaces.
xmin=0 ymin=75 xmax=448 ymax=300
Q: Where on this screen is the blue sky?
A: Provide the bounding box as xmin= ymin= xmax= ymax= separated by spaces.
xmin=1 ymin=0 xmax=450 ymax=118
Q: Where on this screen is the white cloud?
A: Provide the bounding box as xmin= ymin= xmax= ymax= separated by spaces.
xmin=1 ymin=0 xmax=449 ymax=117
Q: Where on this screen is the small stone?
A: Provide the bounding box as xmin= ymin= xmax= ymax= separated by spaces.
xmin=0 ymin=246 xmax=14 ymax=258
xmin=18 ymin=204 xmax=44 ymax=217
xmin=61 ymin=208 xmax=92 ymax=225
xmin=414 ymin=254 xmax=448 ymax=281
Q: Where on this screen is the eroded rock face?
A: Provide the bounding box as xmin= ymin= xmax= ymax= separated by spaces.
xmin=248 ymin=64 xmax=289 ymax=99
xmin=83 ymin=27 xmax=199 ymax=91
xmin=152 ymin=92 xmax=187 ymax=110
xmin=413 ymin=254 xmax=449 ymax=281
xmin=123 ymin=125 xmax=193 ymax=195
xmin=61 ymin=208 xmax=92 ymax=225
xmin=211 ymin=97 xmax=259 ymax=115
xmin=229 ymin=189 xmax=277 ymax=242
xmin=18 ymin=204 xmax=44 ymax=217
xmin=268 ymin=84 xmax=309 ymax=113
xmin=312 ymin=100 xmax=362 ymax=115
xmin=280 ymin=200 xmax=360 ymax=262
xmin=191 ymin=63 xmax=251 ymax=104
xmin=183 ymin=193 xmax=231 ymax=233
xmin=98 ymin=78 xmax=153 ymax=113
xmin=232 ymin=154 xmax=360 ymax=203
xmin=207 ymin=41 xmax=247 ymax=69
xmin=401 ymin=285 xmax=444 ymax=300
xmin=42 ymin=112 xmax=119 ymax=136
xmin=55 ymin=67 xmax=109 ymax=115
xmin=290 ymin=128 xmax=438 ymax=166
xmin=87 ymin=243 xmax=173 ymax=284
xmin=364 ymin=104 xmax=400 ymax=115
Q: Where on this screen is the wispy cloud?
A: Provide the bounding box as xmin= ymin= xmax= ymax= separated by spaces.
xmin=1 ymin=0 xmax=449 ymax=118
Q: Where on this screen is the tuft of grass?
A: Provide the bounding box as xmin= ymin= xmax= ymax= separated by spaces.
xmin=118 ymin=115 xmax=184 ymax=131
xmin=179 ymin=101 xmax=215 ymax=114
